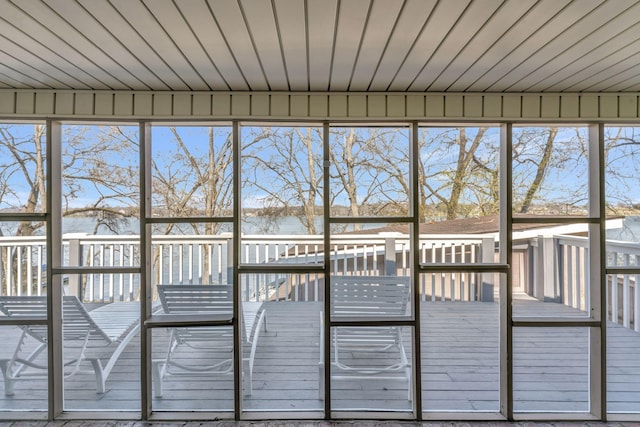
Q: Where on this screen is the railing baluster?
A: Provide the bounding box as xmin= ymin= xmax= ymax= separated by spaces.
xmin=449 ymin=243 xmax=455 ymax=301
xmin=208 ymin=244 xmax=213 ymax=284
xmin=160 ymin=244 xmax=166 ymax=285
xmin=16 ymin=246 xmax=22 ymax=296
xmin=402 ymin=241 xmax=408 ymax=276
xmin=611 ymin=272 xmax=619 ymax=324
xmin=624 ymin=253 xmax=631 ymax=328
xmin=1 ymin=247 xmax=6 ymax=295
xmin=430 ymin=243 xmax=436 ymax=302
xmin=217 ymin=242 xmax=223 ymax=284
xmin=188 ymin=244 xmax=194 ymax=284
xmin=567 ymin=246 xmax=574 ymax=308
xmin=26 ymin=245 xmax=32 ymax=296
xmin=37 ymin=245 xmax=43 ymax=295
xmin=99 ymin=244 xmax=105 ymax=302
xmin=440 ymin=243 xmax=445 ymax=302
xmin=129 ymin=243 xmax=134 ymax=300
xmin=109 ymin=244 xmax=115 ymax=302
xmin=178 ymin=244 xmax=184 ymax=284
xmin=197 ymin=244 xmax=202 ymax=284
xmin=88 ymin=244 xmax=94 ymax=301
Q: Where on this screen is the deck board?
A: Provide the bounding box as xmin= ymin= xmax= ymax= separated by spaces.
xmin=1 ymin=297 xmax=640 ymax=415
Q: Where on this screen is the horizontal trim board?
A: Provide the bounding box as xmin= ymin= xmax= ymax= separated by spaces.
xmin=0 ymin=90 xmax=639 ymax=121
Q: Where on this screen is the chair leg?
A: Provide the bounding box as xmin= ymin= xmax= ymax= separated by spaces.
xmin=242 ymin=357 xmax=252 ymax=396
xmin=152 ymin=360 xmax=165 ymax=398
xmin=318 ymin=361 xmax=324 ymax=400
xmin=89 ymin=359 xmax=106 ymax=394
xmin=0 ymin=360 xmax=15 ymax=396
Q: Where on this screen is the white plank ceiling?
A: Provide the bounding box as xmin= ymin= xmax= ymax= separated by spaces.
xmin=1 ymin=0 xmax=640 ymax=92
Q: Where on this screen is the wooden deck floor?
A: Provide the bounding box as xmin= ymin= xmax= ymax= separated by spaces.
xmin=1 ymin=297 xmax=639 ymax=415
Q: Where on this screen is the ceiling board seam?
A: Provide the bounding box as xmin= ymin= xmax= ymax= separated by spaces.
xmin=598 ymin=66 xmax=640 ymax=92
xmin=237 ymin=0 xmax=272 ymax=91
xmin=519 ymin=1 xmax=640 ymax=92
xmin=0 ymin=25 xmax=82 ymax=89
xmin=327 ymin=1 xmax=340 ymax=91
xmin=404 ymin=0 xmax=474 ymax=91
xmin=0 ymin=44 xmax=65 ymax=90
xmin=426 ymin=0 xmax=509 ymax=92
xmin=450 ymin=0 xmax=541 ymax=92
xmin=0 ymin=6 xmax=103 ymax=90
xmin=0 ymin=71 xmax=31 ymax=90
xmin=55 ymin=0 xmax=150 ymax=90
xmin=538 ymin=24 xmax=640 ymax=92
xmin=617 ymin=78 xmax=640 ymax=93
xmin=304 ymin=0 xmax=310 ymax=91
xmin=441 ymin=0 xmax=532 ymax=92
xmin=271 ymin=0 xmax=292 ymax=91
xmin=365 ymin=0 xmax=406 ymax=92
xmin=346 ymin=0 xmax=373 ymax=92
xmin=204 ymin=0 xmax=251 ymax=91
xmin=383 ymin=0 xmax=439 ymax=92
xmin=141 ymin=0 xmax=210 ymax=91
xmin=486 ymin=0 xmax=604 ymax=91
xmin=463 ymin=0 xmax=576 ymax=92
xmin=76 ymin=0 xmax=164 ymax=91
xmin=171 ymin=0 xmax=230 ymax=91
xmin=21 ymin=0 xmax=131 ymax=90
xmin=107 ymin=0 xmax=190 ymax=91
xmin=571 ymin=50 xmax=640 ymax=92
xmin=499 ymin=0 xmax=614 ymax=92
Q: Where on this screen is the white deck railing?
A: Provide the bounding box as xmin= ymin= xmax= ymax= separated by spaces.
xmin=520 ymin=235 xmax=640 ymax=332
xmin=2 ymin=232 xmax=638 ymax=331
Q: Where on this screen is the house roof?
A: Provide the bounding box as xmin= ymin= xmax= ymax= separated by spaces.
xmin=1 ymin=0 xmax=640 ymax=93
xmin=341 ymin=214 xmax=579 ymax=236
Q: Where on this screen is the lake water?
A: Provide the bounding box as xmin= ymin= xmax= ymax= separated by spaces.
xmin=3 ymin=215 xmax=640 ymax=242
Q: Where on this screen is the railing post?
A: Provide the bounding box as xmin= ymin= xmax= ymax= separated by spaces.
xmin=67 ymin=234 xmax=83 ymax=299
xmin=224 ymin=233 xmax=234 ymax=285
xmin=481 ymin=237 xmax=495 ymax=302
xmin=537 ymin=236 xmax=558 ymax=302
xmin=382 ymin=233 xmax=398 ymax=276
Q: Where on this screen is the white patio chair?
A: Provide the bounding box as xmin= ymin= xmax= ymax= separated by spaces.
xmin=0 ymin=295 xmax=140 ymax=396
xmin=319 ymin=276 xmax=411 ymax=399
xmin=153 ymin=284 xmax=266 ymax=398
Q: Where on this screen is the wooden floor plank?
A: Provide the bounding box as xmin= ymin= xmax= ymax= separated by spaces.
xmin=1 ymin=297 xmax=639 ymax=415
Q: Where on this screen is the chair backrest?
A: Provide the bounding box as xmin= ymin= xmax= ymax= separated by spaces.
xmin=330 ymin=276 xmax=411 ymax=317
xmin=157 ymin=285 xmax=233 ymax=314
xmin=0 ymin=295 xmax=111 ymax=343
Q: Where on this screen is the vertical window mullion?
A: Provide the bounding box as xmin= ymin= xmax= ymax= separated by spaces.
xmin=323 ymin=122 xmax=331 ymax=417
xmin=500 ymin=123 xmax=513 ymax=420
xmin=46 ymin=120 xmax=64 ymax=418
xmin=411 ymin=122 xmax=422 ymax=418
xmin=140 ymin=121 xmax=152 ymax=419
xmin=588 ymin=123 xmax=606 ymax=419
xmin=233 ymin=121 xmax=241 ymax=419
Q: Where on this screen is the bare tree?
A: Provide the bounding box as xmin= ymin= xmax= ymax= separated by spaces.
xmin=603 ymin=127 xmax=640 ymax=215
xmin=61 ymin=125 xmax=140 ymax=234
xmin=150 ymin=126 xmax=234 ymax=284
xmin=419 ymin=127 xmax=498 ymax=220
xmin=0 ymin=124 xmax=46 ymax=236
xmin=513 ymin=127 xmax=557 ymax=214
xmin=512 ymin=127 xmax=588 ymax=215
xmin=0 ymin=124 xmax=140 ymax=295
xmin=329 ymin=127 xmax=410 ymax=225
xmin=241 ymin=126 xmax=323 ymax=234
xmin=152 ymin=126 xmax=233 ymax=233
